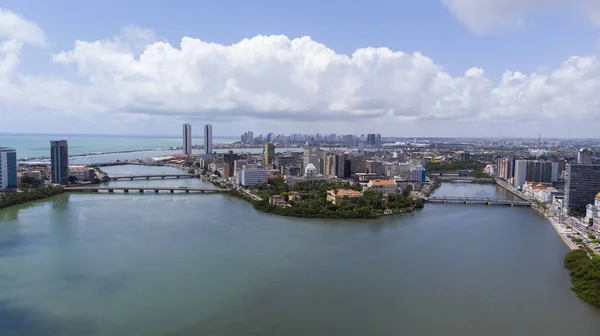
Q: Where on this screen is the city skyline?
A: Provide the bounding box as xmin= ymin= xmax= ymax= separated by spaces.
xmin=3 ymin=1 xmax=600 ymax=137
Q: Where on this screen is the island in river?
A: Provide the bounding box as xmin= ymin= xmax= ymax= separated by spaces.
xmin=228 ymin=178 xmax=425 ymax=219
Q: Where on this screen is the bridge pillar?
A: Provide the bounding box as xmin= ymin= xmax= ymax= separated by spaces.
xmin=201 ymin=190 xmax=205 ymax=194
xmin=124 ymin=189 xmax=128 ymax=193
xmin=186 ymin=190 xmax=189 ymax=193
xmin=146 ymin=177 xmax=150 ymax=180
xmin=162 ymin=176 xmax=165 ymax=179
xmin=130 ymin=177 xmax=134 ymax=180
xmin=170 ymin=190 xmax=174 ymax=193
xmin=465 ymin=200 xmax=468 ymax=205
xmin=443 ymin=200 xmax=446 ymax=204
xmin=177 ymin=176 xmax=180 ymax=179
xmin=487 ymin=202 xmax=490 ymax=205
xmin=139 ymin=189 xmax=144 ymax=193
xmin=154 ymin=189 xmax=159 ymax=193
xmin=108 ymin=189 xmax=113 ymax=193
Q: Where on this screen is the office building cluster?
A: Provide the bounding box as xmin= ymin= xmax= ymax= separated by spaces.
xmin=238 ymin=132 xmax=384 ymax=147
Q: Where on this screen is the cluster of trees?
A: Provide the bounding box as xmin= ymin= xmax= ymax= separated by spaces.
xmin=20 ymin=176 xmax=43 ymax=189
xmin=239 ymin=179 xmax=423 ymax=219
xmin=564 ymin=250 xmax=600 ymax=308
xmin=0 ymin=186 xmax=64 ymax=210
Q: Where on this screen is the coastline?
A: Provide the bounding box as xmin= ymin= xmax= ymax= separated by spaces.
xmin=494 ymin=179 xmax=579 ymax=251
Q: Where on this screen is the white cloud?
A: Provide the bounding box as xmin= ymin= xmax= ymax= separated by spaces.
xmin=2 ymin=7 xmax=600 ymax=136
xmin=0 ymin=8 xmax=45 ymax=46
xmin=441 ymin=0 xmax=600 ymax=34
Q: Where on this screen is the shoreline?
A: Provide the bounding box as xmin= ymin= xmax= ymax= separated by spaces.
xmin=494 ymin=179 xmax=579 ymax=251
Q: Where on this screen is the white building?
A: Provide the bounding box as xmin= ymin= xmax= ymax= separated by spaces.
xmin=183 ymin=123 xmax=192 ymax=155
xmin=204 ymin=124 xmax=213 ymax=155
xmin=22 ymin=170 xmax=42 ymax=180
xmin=513 ymin=159 xmax=528 ymax=189
xmin=411 ymin=165 xmax=425 ymax=182
xmin=585 ymin=192 xmax=600 ymax=221
xmin=240 ymin=167 xmax=268 ymax=187
xmin=365 ymin=179 xmax=398 ymax=194
xmin=285 ymin=163 xmax=335 ymax=188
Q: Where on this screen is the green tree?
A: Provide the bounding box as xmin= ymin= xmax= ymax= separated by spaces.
xmin=402 ymin=185 xmax=413 ymax=198
xmin=213 ymin=170 xmax=221 ymax=177
xmin=280 ymin=191 xmax=289 ymax=202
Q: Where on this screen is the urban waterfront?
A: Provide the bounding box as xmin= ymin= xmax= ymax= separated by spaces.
xmin=0 ymin=166 xmax=599 ymax=335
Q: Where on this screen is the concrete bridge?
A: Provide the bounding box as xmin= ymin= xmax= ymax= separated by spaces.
xmin=431 ymin=176 xmax=495 ymax=183
xmin=64 ymin=186 xmax=229 ymax=194
xmin=426 ymin=196 xmax=531 ymax=206
xmin=107 ymin=174 xmax=195 ymax=181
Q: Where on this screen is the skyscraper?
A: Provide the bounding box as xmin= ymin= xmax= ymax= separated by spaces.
xmin=265 ymin=142 xmax=275 ymax=166
xmin=204 ymin=124 xmax=213 ymax=155
xmin=578 ymin=148 xmax=592 ymax=164
xmin=0 ymin=147 xmax=17 ymax=190
xmin=183 ymin=123 xmax=192 ymax=155
xmin=565 ymin=164 xmax=600 ymax=211
xmin=50 ymin=140 xmax=69 ymax=185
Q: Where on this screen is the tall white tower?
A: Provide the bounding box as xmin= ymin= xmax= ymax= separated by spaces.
xmin=183 ymin=123 xmax=192 ymax=155
xmin=204 ymin=124 xmax=213 ymax=155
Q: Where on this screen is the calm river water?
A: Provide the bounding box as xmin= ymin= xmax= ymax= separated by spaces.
xmin=1 ymin=166 xmax=599 ymax=335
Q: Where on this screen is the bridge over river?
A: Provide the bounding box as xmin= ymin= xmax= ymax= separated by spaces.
xmin=426 ymin=196 xmax=531 ymax=206
xmin=64 ymin=186 xmax=229 ymax=194
xmin=107 ymin=174 xmax=195 ymax=181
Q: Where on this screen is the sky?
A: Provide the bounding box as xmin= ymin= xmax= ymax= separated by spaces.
xmin=1 ymin=0 xmax=600 ymax=138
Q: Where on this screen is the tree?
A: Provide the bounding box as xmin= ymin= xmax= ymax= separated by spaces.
xmin=402 ymin=185 xmax=413 ymax=198
xmin=20 ymin=176 xmax=42 ymax=188
xmin=280 ymin=191 xmax=289 ymax=202
xmin=588 ymin=233 xmax=596 ymax=240
xmin=589 ymin=218 xmax=594 ymax=226
xmin=68 ymin=175 xmax=78 ymax=184
xmin=213 ymin=170 xmax=221 ymax=177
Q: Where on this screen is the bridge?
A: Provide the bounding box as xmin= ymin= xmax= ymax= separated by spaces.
xmin=426 ymin=196 xmax=531 ymax=206
xmin=107 ymin=174 xmax=195 ymax=181
xmin=64 ymin=186 xmax=229 ymax=194
xmin=431 ymin=176 xmax=495 ymax=183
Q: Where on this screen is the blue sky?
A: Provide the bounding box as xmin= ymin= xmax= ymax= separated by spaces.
xmin=1 ymin=0 xmax=600 ymax=137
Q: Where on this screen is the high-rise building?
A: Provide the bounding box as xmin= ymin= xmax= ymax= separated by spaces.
xmin=335 ymin=153 xmax=351 ymax=178
xmin=513 ymin=159 xmax=528 ymax=188
xmin=350 ymin=156 xmax=366 ymax=175
xmin=303 ymin=146 xmax=323 ymax=174
xmin=223 ymin=150 xmax=239 ymax=178
xmin=264 ymin=142 xmax=275 ymax=167
xmin=204 ymin=124 xmax=213 ymax=155
xmin=459 ymin=152 xmax=471 ymax=162
xmin=367 ymin=134 xmax=376 ymax=146
xmin=513 ymin=159 xmax=558 ymax=188
xmin=366 ymin=160 xmax=384 ymax=176
xmin=0 ymin=147 xmax=17 ymax=191
xmin=411 ymin=165 xmax=426 ymax=182
xmin=578 ymin=148 xmax=592 ymax=164
xmin=240 ymin=167 xmax=268 ymax=187
xmin=565 ymin=164 xmax=600 ymax=211
xmin=183 ymin=123 xmax=192 ymax=155
xmin=376 ymin=134 xmax=381 ymax=146
xmin=50 ymin=140 xmax=69 ymax=185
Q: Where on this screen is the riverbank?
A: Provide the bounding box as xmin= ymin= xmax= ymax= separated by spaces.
xmin=0 ymin=186 xmax=64 ymax=210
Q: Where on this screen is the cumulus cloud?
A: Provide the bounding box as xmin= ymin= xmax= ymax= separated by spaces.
xmin=442 ymin=0 xmax=600 ymax=34
xmin=2 ymin=6 xmax=600 ymax=135
xmin=0 ymin=8 xmax=45 ymax=77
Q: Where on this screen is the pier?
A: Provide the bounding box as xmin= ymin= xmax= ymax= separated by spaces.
xmin=426 ymin=196 xmax=531 ymax=206
xmin=64 ymin=186 xmax=230 ymax=193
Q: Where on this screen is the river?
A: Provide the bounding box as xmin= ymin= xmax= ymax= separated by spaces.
xmin=0 ymin=165 xmax=599 ymax=335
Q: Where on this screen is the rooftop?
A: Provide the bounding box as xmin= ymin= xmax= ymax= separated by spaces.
xmin=329 ymin=189 xmax=362 ymax=196
xmin=370 ymin=179 xmax=397 ymax=186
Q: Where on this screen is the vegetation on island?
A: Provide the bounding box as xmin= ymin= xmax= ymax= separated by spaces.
xmin=232 ymin=178 xmax=424 ymax=219
xmin=564 ymin=249 xmax=600 ymax=308
xmin=0 ymin=186 xmax=64 ymax=210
